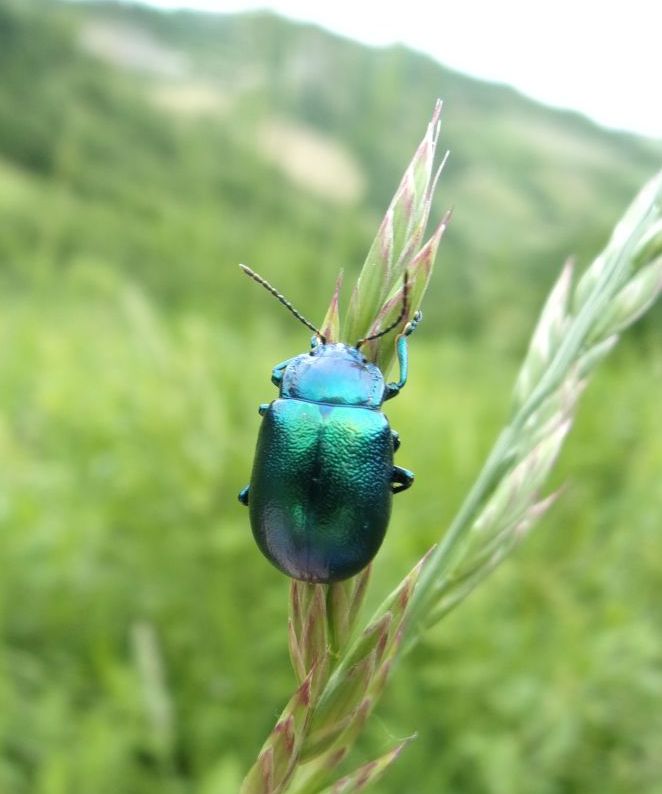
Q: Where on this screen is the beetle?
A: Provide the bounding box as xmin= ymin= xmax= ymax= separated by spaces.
xmin=238 ymin=265 xmax=421 ymax=583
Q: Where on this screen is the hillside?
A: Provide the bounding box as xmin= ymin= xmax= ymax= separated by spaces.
xmin=1 ymin=3 xmax=662 ymax=793
xmin=1 ymin=0 xmax=660 ymax=343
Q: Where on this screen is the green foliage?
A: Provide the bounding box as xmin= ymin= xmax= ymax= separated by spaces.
xmin=0 ymin=1 xmax=660 ymax=792
xmin=0 ymin=287 xmax=661 ymax=793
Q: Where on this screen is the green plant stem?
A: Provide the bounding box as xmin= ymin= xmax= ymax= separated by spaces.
xmin=319 ymin=197 xmax=657 ymax=710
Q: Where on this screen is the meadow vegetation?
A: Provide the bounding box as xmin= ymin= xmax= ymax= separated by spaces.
xmin=0 ymin=2 xmax=660 ymax=792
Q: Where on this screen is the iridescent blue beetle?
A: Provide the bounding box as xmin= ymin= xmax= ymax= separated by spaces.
xmin=238 ymin=265 xmax=421 ymax=583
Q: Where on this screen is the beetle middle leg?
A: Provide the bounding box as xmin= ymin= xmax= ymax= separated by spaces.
xmin=238 ymin=486 xmax=250 ymax=505
xmin=391 ymin=429 xmax=401 ymax=452
xmin=392 ymin=465 xmax=414 ymax=493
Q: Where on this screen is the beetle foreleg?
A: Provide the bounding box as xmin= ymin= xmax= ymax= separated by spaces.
xmin=384 ymin=311 xmax=422 ymax=401
xmin=392 ymin=465 xmax=414 ymax=494
xmin=238 ymin=486 xmax=250 ymax=506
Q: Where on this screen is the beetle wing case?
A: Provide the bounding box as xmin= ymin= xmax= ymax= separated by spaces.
xmin=248 ymin=397 xmax=394 ymax=582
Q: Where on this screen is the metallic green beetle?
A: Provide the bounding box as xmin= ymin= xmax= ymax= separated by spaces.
xmin=238 ymin=266 xmax=420 ymax=583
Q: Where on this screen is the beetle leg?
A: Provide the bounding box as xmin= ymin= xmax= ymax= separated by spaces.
xmin=238 ymin=486 xmax=250 ymax=506
xmin=391 ymin=429 xmax=401 ymax=452
xmin=258 ymin=403 xmax=270 ymax=416
xmin=384 ymin=311 xmax=422 ymax=401
xmin=392 ymin=465 xmax=414 ymax=494
xmin=271 ymin=357 xmax=296 ymax=388
xmin=406 ymin=310 xmax=423 ymax=336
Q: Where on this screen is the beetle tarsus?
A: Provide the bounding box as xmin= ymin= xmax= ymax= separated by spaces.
xmin=238 ymin=486 xmax=250 ymax=506
xmin=405 ymin=310 xmax=423 ymax=336
xmin=392 ymin=466 xmax=414 ymax=494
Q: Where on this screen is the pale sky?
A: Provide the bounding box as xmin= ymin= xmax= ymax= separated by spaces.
xmin=135 ymin=0 xmax=661 ymax=139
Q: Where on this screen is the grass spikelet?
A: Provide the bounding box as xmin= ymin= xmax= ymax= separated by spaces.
xmin=241 ymin=103 xmax=662 ymax=793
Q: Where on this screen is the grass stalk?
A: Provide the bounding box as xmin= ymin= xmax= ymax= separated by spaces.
xmin=241 ymin=103 xmax=662 ymax=793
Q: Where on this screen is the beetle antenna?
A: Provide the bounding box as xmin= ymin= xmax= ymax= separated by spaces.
xmin=356 ymin=271 xmax=409 ymax=349
xmin=240 ymin=264 xmax=326 ymax=343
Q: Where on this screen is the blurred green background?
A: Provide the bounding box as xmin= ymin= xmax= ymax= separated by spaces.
xmin=1 ymin=1 xmax=661 ymax=792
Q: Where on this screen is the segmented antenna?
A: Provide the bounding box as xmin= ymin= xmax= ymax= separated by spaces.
xmin=240 ymin=264 xmax=326 ymax=343
xmin=356 ymin=271 xmax=410 ymax=349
